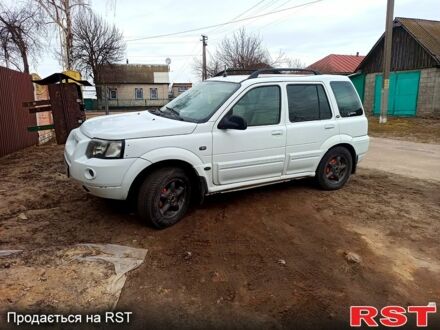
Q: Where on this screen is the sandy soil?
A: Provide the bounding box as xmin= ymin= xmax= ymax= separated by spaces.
xmin=0 ymin=142 xmax=439 ymax=329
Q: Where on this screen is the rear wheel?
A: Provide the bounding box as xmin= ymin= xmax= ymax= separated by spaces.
xmin=137 ymin=167 xmax=192 ymax=228
xmin=316 ymin=147 xmax=353 ymax=190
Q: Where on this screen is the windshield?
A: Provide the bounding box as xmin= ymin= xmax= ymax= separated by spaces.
xmin=157 ymin=81 xmax=239 ymax=123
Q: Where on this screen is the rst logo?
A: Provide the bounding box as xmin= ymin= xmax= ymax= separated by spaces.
xmin=350 ymin=304 xmax=437 ymax=327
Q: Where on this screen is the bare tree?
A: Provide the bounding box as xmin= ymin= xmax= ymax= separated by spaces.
xmin=0 ymin=2 xmax=45 ymax=73
xmin=194 ymin=28 xmax=284 ymax=78
xmin=36 ymin=0 xmax=89 ymax=70
xmin=215 ymin=28 xmax=271 ymax=70
xmin=282 ymin=57 xmax=306 ymax=69
xmin=71 ymin=10 xmax=125 ymax=84
xmin=193 ymin=57 xmax=223 ymax=79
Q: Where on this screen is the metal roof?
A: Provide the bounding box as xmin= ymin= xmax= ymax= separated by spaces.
xmin=306 ymin=54 xmax=365 ymax=75
xmin=396 ymin=17 xmax=440 ymax=64
xmin=356 ymin=17 xmax=440 ymax=71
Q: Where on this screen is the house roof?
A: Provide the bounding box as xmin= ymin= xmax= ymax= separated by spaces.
xmin=96 ymin=64 xmax=169 ymax=84
xmin=306 ymin=54 xmax=365 ymax=74
xmin=356 ymin=17 xmax=440 ymax=71
xmin=33 ymin=73 xmax=92 ymax=86
xmin=396 ymin=17 xmax=440 ymax=64
xmin=172 ymin=83 xmax=192 ymax=86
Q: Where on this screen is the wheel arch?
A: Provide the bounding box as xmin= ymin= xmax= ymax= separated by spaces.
xmin=127 ymin=159 xmax=207 ymax=205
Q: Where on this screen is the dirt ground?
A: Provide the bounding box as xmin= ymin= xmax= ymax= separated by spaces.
xmin=368 ymin=116 xmax=440 ymax=144
xmin=1 ymin=142 xmax=440 ymax=329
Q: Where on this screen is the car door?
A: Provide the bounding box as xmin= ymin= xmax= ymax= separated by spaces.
xmin=285 ymin=83 xmax=338 ymax=175
xmin=212 ymin=84 xmax=286 ymax=185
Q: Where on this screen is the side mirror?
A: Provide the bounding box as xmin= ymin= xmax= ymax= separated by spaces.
xmin=218 ymin=115 xmax=247 ymax=130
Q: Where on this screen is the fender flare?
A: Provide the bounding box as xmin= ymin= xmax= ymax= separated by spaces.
xmin=320 ymin=135 xmax=344 ymax=156
xmin=140 ymin=147 xmax=207 ymax=177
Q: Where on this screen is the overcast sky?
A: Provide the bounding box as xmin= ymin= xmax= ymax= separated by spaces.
xmin=29 ymin=0 xmax=440 ymax=85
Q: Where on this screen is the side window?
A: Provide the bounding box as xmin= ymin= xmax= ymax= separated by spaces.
xmin=330 ymin=81 xmax=363 ymax=117
xmin=230 ymin=86 xmax=280 ymax=126
xmin=135 ymin=88 xmax=143 ymax=100
xmin=317 ymin=85 xmax=332 ymax=119
xmin=287 ymin=84 xmax=332 ymax=122
xmin=150 ymin=88 xmax=158 ymax=100
xmin=108 ymin=88 xmax=117 ymax=100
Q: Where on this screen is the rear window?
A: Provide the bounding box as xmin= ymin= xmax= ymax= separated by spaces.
xmin=330 ymin=81 xmax=363 ymax=117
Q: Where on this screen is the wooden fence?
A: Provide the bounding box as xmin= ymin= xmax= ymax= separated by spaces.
xmin=0 ymin=66 xmax=38 ymax=157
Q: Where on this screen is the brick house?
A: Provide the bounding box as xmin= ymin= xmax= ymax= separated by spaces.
xmin=355 ymin=17 xmax=440 ymax=117
xmin=96 ymin=64 xmax=170 ymax=109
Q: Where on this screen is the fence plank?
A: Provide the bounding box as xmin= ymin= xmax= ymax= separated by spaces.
xmin=28 ymin=106 xmax=52 ymax=113
xmin=27 ymin=124 xmax=55 ymax=132
xmin=0 ymin=66 xmax=38 ymax=157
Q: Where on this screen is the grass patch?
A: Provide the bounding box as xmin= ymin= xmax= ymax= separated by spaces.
xmin=368 ymin=116 xmax=440 ymax=144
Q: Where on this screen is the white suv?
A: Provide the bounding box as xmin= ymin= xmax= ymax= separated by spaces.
xmin=65 ymin=68 xmax=369 ymax=228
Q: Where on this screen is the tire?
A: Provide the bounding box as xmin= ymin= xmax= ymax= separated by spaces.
xmin=316 ymin=147 xmax=353 ymax=190
xmin=137 ymin=167 xmax=192 ymax=229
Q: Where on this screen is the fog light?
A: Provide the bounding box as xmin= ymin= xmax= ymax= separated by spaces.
xmin=84 ymin=168 xmax=96 ymax=180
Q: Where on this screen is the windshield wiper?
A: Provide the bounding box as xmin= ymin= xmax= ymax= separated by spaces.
xmin=163 ymin=106 xmax=184 ymax=121
xmin=149 ymin=108 xmax=163 ymax=116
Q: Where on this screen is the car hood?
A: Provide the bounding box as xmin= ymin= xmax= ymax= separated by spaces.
xmin=80 ymin=111 xmax=197 ymax=140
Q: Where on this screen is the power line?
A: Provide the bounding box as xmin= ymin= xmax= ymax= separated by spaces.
xmin=207 ymin=0 xmax=268 ymax=35
xmin=126 ymin=0 xmax=323 ymax=42
xmin=208 ymin=0 xmax=282 ymax=38
xmin=129 ymin=54 xmax=197 ymax=57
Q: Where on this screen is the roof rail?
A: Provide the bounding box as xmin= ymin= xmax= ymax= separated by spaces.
xmin=248 ymin=68 xmax=320 ymax=79
xmin=214 ymin=68 xmax=260 ymax=77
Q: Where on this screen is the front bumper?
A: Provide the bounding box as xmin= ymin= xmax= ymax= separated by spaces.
xmin=64 ymin=128 xmax=151 ymax=200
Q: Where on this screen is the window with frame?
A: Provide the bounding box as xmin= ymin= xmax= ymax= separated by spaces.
xmin=229 ymin=85 xmax=281 ymax=126
xmin=150 ymin=88 xmax=158 ymax=100
xmin=287 ymin=84 xmax=332 ymax=122
xmin=108 ymin=88 xmax=117 ymax=100
xmin=330 ymin=81 xmax=363 ymax=117
xmin=135 ymin=88 xmax=143 ymax=99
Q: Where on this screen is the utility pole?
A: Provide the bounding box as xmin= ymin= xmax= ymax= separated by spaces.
xmin=380 ymin=0 xmax=395 ymax=124
xmin=201 ymin=35 xmax=208 ymax=80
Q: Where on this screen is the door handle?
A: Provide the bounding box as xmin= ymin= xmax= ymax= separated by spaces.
xmin=324 ymin=124 xmax=335 ymax=129
xmin=271 ymin=130 xmax=283 ymax=136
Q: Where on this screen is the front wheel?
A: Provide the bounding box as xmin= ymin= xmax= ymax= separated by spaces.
xmin=137 ymin=167 xmax=192 ymax=228
xmin=316 ymin=147 xmax=353 ymax=190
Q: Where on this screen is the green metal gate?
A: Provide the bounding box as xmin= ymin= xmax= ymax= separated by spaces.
xmin=350 ymin=73 xmax=365 ymax=102
xmin=373 ymin=71 xmax=420 ymax=116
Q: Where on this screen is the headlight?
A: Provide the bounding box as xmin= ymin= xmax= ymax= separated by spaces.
xmin=86 ymin=139 xmax=125 ymax=159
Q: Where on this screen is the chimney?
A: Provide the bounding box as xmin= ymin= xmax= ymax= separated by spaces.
xmin=356 ymin=52 xmax=359 ymax=57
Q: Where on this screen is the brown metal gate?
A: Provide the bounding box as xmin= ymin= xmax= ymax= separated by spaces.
xmin=48 ymin=83 xmax=86 ymax=144
xmin=0 ymin=66 xmax=38 ymax=157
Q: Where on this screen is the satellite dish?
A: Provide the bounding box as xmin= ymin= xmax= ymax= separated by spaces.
xmin=165 ymin=58 xmax=171 ymax=65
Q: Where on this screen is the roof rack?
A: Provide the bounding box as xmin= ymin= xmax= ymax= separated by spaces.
xmin=248 ymin=68 xmax=320 ymax=79
xmin=213 ymin=67 xmax=321 ymax=79
xmin=214 ymin=68 xmax=259 ymax=77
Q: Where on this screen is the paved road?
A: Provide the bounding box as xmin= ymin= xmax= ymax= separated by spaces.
xmin=359 ymin=137 xmax=440 ymax=182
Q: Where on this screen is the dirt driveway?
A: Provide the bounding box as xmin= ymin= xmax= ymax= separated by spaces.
xmin=1 ymin=142 xmax=439 ymax=329
xmin=360 ymin=137 xmax=440 ymax=182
